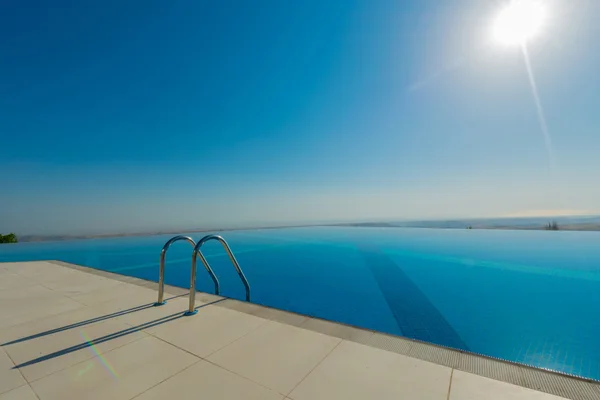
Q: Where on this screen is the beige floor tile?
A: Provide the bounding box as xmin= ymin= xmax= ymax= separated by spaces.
xmin=9 ymin=262 xmax=80 ymax=283
xmin=41 ymin=274 xmax=123 ymax=298
xmin=0 ymin=296 xmax=162 ymax=350
xmin=0 ymin=284 xmax=58 ymax=303
xmin=85 ymin=291 xmax=172 ymax=318
xmin=150 ymin=305 xmax=267 ymax=357
xmin=113 ymin=296 xmax=194 ymax=331
xmin=6 ymin=262 xmax=116 ymax=297
xmin=207 ymin=320 xmax=341 ymax=395
xmin=289 ymin=340 xmax=452 ymax=400
xmin=135 ymin=359 xmax=283 ymax=400
xmin=299 ymin=318 xmax=373 ymax=342
xmin=0 ymin=385 xmax=38 ymax=400
xmin=114 ymin=294 xmax=214 ymax=333
xmin=6 ymin=318 xmax=147 ymax=382
xmin=194 ymin=292 xmax=224 ymax=303
xmin=0 ymin=272 xmax=37 ymax=291
xmin=30 ymin=336 xmax=198 ymax=400
xmin=0 ymin=302 xmax=115 ymax=345
xmin=3 ymin=261 xmax=60 ymax=275
xmin=220 ymin=301 xmax=308 ymax=327
xmin=0 ymin=292 xmax=84 ymax=331
xmin=68 ymin=282 xmax=156 ymax=307
xmin=0 ymin=264 xmax=17 ymax=273
xmin=0 ymin=348 xmax=26 ymax=395
xmin=449 ymin=370 xmax=569 ymax=400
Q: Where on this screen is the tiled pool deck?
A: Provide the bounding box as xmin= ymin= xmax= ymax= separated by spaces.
xmin=1 ymin=261 xmax=599 ymax=400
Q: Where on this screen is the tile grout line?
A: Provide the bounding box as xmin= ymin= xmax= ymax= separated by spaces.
xmin=1 ymin=348 xmax=39 ymax=399
xmin=202 ymin=357 xmax=286 ymax=396
xmin=148 ymin=322 xmax=282 ymax=396
xmin=128 ymin=359 xmax=203 ymax=400
xmin=148 ymin=332 xmax=208 ymax=361
xmin=27 ymin=383 xmax=42 ymax=400
xmin=0 ymin=383 xmax=28 ymax=397
xmin=200 ymin=320 xmax=311 ymax=395
xmin=201 ymin=317 xmax=271 ymax=359
xmin=446 ymin=368 xmax=454 ymax=400
xmin=285 ymin=338 xmax=344 ymax=398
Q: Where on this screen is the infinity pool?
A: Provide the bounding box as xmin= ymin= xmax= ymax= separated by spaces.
xmin=2 ymin=226 xmax=600 ymax=380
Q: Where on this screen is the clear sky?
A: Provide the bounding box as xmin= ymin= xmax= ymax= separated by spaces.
xmin=2 ymin=0 xmax=599 ymax=235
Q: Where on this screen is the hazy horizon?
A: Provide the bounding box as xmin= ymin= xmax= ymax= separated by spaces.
xmin=12 ymin=210 xmax=600 ymax=237
xmin=2 ymin=1 xmax=600 ymax=236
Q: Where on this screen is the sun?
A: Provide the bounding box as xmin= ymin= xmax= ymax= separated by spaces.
xmin=493 ymin=0 xmax=547 ymax=46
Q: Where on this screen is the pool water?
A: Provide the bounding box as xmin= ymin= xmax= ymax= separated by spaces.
xmin=2 ymin=226 xmax=600 ymax=380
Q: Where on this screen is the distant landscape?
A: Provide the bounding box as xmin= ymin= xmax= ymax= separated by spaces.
xmin=10 ymin=215 xmax=600 ymax=243
xmin=334 ymin=215 xmax=600 ymax=232
xmin=15 ymin=224 xmax=314 ymax=243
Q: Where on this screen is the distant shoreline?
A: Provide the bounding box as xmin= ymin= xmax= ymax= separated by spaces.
xmin=331 ymin=221 xmax=600 ymax=232
xmin=15 ymin=216 xmax=600 ymax=243
xmin=16 ymin=224 xmax=317 ymax=243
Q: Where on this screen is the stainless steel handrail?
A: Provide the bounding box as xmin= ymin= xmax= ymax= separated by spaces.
xmin=185 ymin=234 xmax=250 ymax=315
xmin=155 ymin=235 xmax=219 ymax=306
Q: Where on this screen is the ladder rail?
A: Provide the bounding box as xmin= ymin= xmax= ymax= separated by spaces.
xmin=186 ymin=234 xmax=250 ymax=315
xmin=155 ymin=235 xmax=219 ymax=306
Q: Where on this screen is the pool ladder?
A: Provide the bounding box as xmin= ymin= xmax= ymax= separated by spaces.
xmin=155 ymin=234 xmax=251 ymax=316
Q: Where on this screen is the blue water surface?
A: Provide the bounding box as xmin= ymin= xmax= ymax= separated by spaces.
xmin=2 ymin=227 xmax=600 ymax=379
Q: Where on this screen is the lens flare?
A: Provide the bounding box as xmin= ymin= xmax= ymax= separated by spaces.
xmin=79 ymin=331 xmax=119 ymax=378
xmin=521 ymin=44 xmax=554 ymax=168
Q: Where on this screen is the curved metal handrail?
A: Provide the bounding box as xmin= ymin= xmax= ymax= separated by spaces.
xmin=186 ymin=234 xmax=250 ymax=315
xmin=155 ymin=235 xmax=219 ymax=306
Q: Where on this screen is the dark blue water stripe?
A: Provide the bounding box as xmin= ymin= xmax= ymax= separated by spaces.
xmin=360 ymin=247 xmax=469 ymax=351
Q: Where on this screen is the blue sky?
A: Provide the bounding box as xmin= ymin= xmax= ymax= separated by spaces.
xmin=2 ymin=0 xmax=599 ymax=235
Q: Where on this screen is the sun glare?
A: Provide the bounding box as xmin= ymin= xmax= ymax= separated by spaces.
xmin=493 ymin=0 xmax=547 ymax=46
